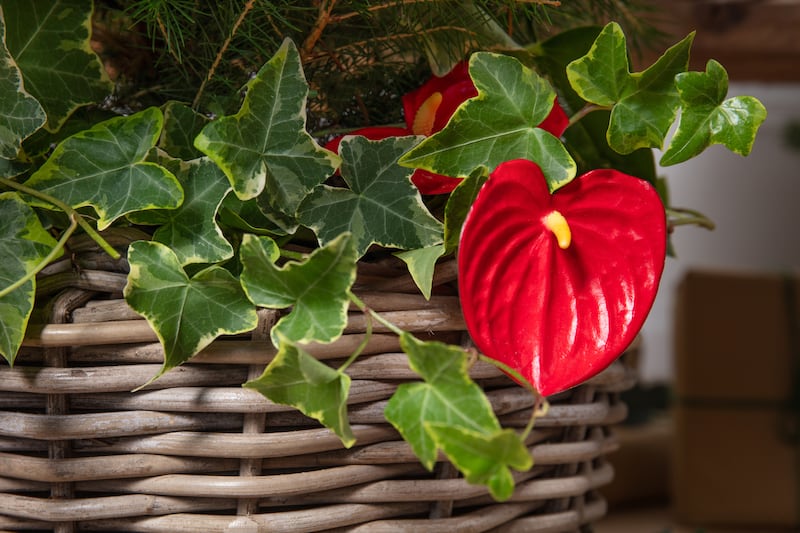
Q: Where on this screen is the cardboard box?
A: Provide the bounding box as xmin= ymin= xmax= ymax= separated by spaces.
xmin=672 ymin=269 xmax=800 ymax=528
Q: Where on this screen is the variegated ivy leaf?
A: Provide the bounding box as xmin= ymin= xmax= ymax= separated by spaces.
xmin=244 ymin=335 xmax=354 ymax=447
xmin=0 ymin=157 xmax=27 ymax=178
xmin=531 ymin=26 xmax=658 ymax=184
xmin=394 ymin=245 xmax=444 ymax=301
xmin=23 ymin=107 xmax=183 ymax=230
xmin=2 ymin=0 xmax=112 ymax=132
xmin=298 ymin=136 xmax=443 ymax=258
xmin=566 ymin=22 xmax=693 ymax=154
xmin=0 ymin=10 xmax=45 ymax=160
xmin=159 ymin=101 xmax=210 ymax=160
xmin=123 ymin=241 xmax=258 ymax=381
xmin=194 ymin=39 xmax=340 ymax=221
xmin=661 ymin=60 xmax=767 ymax=166
xmin=384 ymin=333 xmax=506 ymax=471
xmin=399 ymin=52 xmax=576 ymax=192
xmin=0 ymin=192 xmax=60 ymax=364
xmin=218 ymin=193 xmax=287 ymax=236
xmin=426 ymin=424 xmax=532 ymax=501
xmin=240 ymin=233 xmax=357 ymax=346
xmin=128 ymin=155 xmax=233 ymax=265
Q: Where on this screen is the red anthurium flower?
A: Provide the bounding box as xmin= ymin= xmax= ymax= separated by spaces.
xmin=458 ymin=159 xmax=666 ymax=396
xmin=325 ymin=62 xmax=569 ymax=195
xmin=402 ymin=61 xmax=478 ymax=136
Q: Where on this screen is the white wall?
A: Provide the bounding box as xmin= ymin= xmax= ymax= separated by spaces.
xmin=639 ymin=82 xmax=800 ymax=383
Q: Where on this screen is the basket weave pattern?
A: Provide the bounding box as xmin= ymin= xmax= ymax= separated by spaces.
xmin=0 ymin=234 xmax=636 ymax=532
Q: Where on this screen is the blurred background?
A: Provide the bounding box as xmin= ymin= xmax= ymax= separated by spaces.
xmin=599 ymin=1 xmax=800 ymax=530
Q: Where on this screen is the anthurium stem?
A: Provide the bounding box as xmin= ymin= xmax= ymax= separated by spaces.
xmin=476 ymin=352 xmax=545 ymax=440
xmin=667 ymin=207 xmax=716 ymax=230
xmin=0 ymin=177 xmax=120 ymax=260
xmin=0 ymin=213 xmax=78 ymax=299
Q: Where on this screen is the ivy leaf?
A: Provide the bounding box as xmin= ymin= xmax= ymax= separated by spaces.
xmin=531 ymin=25 xmax=603 ymax=113
xmin=530 ymin=26 xmax=658 ymax=184
xmin=297 ymin=136 xmax=443 ymax=257
xmin=240 ymin=233 xmax=357 ymax=346
xmin=399 ymin=52 xmax=576 ymax=192
xmin=159 ymin=101 xmax=210 ymax=160
xmin=123 ymin=241 xmax=258 ymax=379
xmin=2 ymin=0 xmax=112 ymax=132
xmin=0 ymin=192 xmax=59 ymax=364
xmin=443 ymin=167 xmax=488 ymax=254
xmin=394 ymin=244 xmax=445 ymax=300
xmin=660 ymin=60 xmax=767 ymax=166
xmin=384 ymin=333 xmax=501 ymax=470
xmin=218 ymin=193 xmax=287 ymax=236
xmin=194 ymin=39 xmax=340 ymax=219
xmin=23 ymin=107 xmax=183 ymax=230
xmin=567 ymin=22 xmax=694 ymax=154
xmin=244 ymin=336 xmax=354 ymax=447
xmin=425 ymin=424 xmax=531 ymax=501
xmin=0 ymin=157 xmax=27 ymax=178
xmin=129 ymin=156 xmax=233 ymax=265
xmin=0 ymin=11 xmax=45 ymax=160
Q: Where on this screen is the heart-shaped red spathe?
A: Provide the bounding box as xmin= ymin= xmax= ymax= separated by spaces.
xmin=458 ymin=159 xmax=667 ymax=396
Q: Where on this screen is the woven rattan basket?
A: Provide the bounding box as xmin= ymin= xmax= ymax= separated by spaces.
xmin=0 ymin=231 xmax=636 ymax=532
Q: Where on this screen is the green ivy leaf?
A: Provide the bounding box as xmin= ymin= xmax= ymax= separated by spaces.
xmin=531 ymin=25 xmax=603 ymax=114
xmin=297 ymin=136 xmax=443 ymax=257
xmin=0 ymin=192 xmax=59 ymax=364
xmin=0 ymin=11 xmax=45 ymax=160
xmin=23 ymin=107 xmax=183 ymax=230
xmin=244 ymin=336 xmax=354 ymax=447
xmin=129 ymin=156 xmax=233 ymax=265
xmin=442 ymin=167 xmax=488 ymax=254
xmin=194 ymin=39 xmax=340 ymax=219
xmin=425 ymin=424 xmax=531 ymax=501
xmin=660 ymin=60 xmax=767 ymax=166
xmin=399 ymin=52 xmax=576 ymax=192
xmin=159 ymin=101 xmax=210 ymax=160
xmin=567 ymin=22 xmax=694 ymax=154
xmin=529 ymin=26 xmax=658 ymax=183
xmin=2 ymin=0 xmax=112 ymax=132
xmin=123 ymin=240 xmax=258 ymax=379
xmin=384 ymin=333 xmax=501 ymax=470
xmin=394 ymin=244 xmax=445 ymax=300
xmin=240 ymin=233 xmax=357 ymax=346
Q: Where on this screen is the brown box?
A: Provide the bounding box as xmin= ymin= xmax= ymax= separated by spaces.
xmin=672 ymin=269 xmax=800 ymax=528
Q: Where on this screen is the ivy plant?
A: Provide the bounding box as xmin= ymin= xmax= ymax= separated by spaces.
xmin=0 ymin=1 xmax=766 ymax=501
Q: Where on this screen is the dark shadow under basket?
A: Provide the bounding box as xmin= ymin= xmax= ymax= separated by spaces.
xmin=0 ymin=232 xmax=637 ymax=532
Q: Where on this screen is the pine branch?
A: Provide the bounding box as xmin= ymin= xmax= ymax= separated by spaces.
xmin=192 ymin=0 xmax=257 ymax=109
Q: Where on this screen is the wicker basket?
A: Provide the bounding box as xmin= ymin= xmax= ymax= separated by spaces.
xmin=0 ymin=232 xmax=636 ymax=532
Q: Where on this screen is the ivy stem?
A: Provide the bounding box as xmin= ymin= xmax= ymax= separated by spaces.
xmin=0 ymin=212 xmax=79 ymax=299
xmin=337 ymin=310 xmax=372 ymax=373
xmin=0 ymin=177 xmax=120 ymax=259
xmin=279 ymin=248 xmax=307 ymax=262
xmin=567 ymin=103 xmax=610 ymax=129
xmin=348 ymin=291 xmax=405 ymax=336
